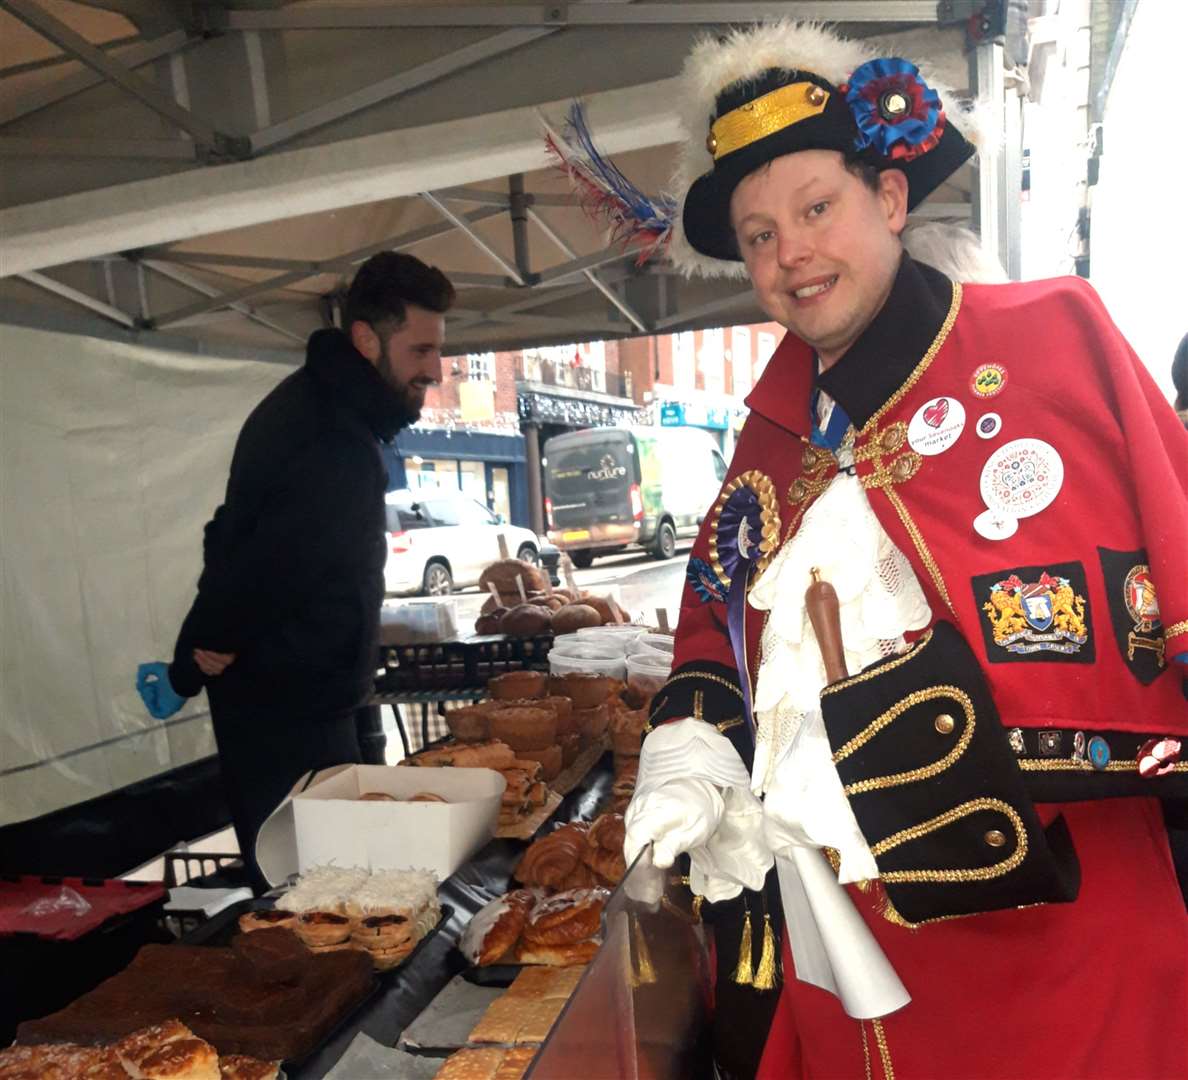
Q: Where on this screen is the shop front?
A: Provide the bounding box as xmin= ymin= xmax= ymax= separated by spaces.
xmin=382 ymin=428 xmax=528 ymax=528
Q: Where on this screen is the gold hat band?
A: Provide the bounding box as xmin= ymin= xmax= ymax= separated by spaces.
xmin=706 ymin=80 xmax=831 ymax=161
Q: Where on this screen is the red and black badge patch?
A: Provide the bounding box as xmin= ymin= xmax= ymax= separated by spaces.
xmin=1097 ymin=547 xmax=1167 ymax=684
xmin=973 ymin=561 xmax=1094 ymax=664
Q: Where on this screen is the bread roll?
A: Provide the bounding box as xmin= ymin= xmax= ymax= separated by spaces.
xmin=578 ymin=594 xmax=626 ymax=625
xmin=499 ymin=604 xmax=552 ymax=637
xmin=474 ymin=608 xmax=506 ymax=635
xmin=480 ymin=559 xmax=547 ymax=598
xmin=357 ymin=792 xmax=397 ymax=802
xmin=549 ymin=604 xmax=603 ymax=635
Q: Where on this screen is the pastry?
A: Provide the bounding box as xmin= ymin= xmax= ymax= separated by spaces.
xmin=236 ymin=909 xmax=297 ymax=934
xmin=557 ymin=862 xmax=602 ymax=890
xmin=490 ymin=708 xmax=556 ymax=752
xmin=446 ymin=705 xmax=490 ymax=742
xmin=357 ymin=791 xmax=397 ymax=801
xmin=581 ymin=846 xmax=626 ymax=885
xmin=588 ymin=813 xmax=626 ymax=854
xmin=294 ymin=911 xmax=352 ymax=947
xmin=559 ymin=733 xmax=582 ymax=767
xmin=116 ymin=1021 xmax=220 ymax=1080
xmin=522 ymin=888 xmax=608 ymax=946
xmin=218 ymin=1056 xmax=281 ymax=1080
xmin=231 ymin=927 xmax=309 ymax=984
xmin=488 ymin=670 xmax=547 ymax=700
xmin=514 ymin=823 xmax=588 ymax=889
xmin=573 ymin=704 xmax=609 ymax=740
xmin=407 ymin=791 xmax=448 ymax=802
xmin=512 ymin=939 xmax=600 ymax=966
xmin=349 ymin=913 xmax=415 ymax=949
xmin=525 ymin=780 xmax=548 ymax=807
xmin=447 ymin=740 xmax=520 ymax=769
xmin=492 ymin=1047 xmax=536 ymax=1080
xmin=479 ymin=558 xmax=547 ymax=599
xmin=458 ymin=889 xmax=536 ymax=966
xmin=469 ymin=997 xmax=565 ymax=1046
xmin=515 ymin=744 xmax=562 ymax=781
xmin=508 ymin=965 xmax=585 ymax=1000
xmin=549 ymin=673 xmax=613 ymax=709
xmin=434 ymin=1047 xmax=505 ymax=1080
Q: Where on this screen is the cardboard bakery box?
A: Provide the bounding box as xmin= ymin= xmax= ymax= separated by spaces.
xmin=256 ymin=764 xmax=505 ymax=886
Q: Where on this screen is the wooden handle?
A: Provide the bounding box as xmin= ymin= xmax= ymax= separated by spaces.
xmin=806 ymin=568 xmax=848 ymax=684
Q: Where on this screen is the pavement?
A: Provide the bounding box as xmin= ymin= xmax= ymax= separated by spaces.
xmin=382 ymin=543 xmax=692 ymax=636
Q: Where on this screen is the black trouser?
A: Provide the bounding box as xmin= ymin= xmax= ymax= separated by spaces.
xmin=207 ymin=692 xmax=362 ymax=893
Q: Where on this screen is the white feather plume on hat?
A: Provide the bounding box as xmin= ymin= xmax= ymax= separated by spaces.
xmin=667 ymin=20 xmax=984 ymax=279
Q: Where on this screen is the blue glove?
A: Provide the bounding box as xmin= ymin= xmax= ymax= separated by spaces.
xmin=136 ymin=662 xmax=186 ymax=719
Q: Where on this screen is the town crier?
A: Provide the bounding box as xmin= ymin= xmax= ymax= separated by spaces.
xmin=624 ymin=20 xmax=1188 ymax=1080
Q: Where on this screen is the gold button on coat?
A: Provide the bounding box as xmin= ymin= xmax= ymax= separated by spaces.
xmin=934 ymin=713 xmax=956 ymax=735
xmin=984 ymin=830 xmax=1007 ymax=848
xmin=807 ymin=85 xmax=827 ymax=106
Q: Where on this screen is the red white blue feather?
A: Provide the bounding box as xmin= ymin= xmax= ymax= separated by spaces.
xmin=543 ymin=101 xmax=675 ymax=265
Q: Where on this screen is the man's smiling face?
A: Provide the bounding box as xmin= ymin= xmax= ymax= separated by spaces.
xmin=730 ymin=149 xmax=908 ymax=368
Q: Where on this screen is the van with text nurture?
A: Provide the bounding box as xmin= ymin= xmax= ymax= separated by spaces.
xmin=543 ymin=426 xmax=728 ymax=567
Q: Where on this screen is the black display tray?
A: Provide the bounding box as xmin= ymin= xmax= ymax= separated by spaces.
xmin=183 ymin=898 xmax=453 ymax=1069
xmin=459 ymin=963 xmax=519 ymax=988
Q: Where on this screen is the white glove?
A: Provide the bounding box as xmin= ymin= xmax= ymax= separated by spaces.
xmin=762 ymin=709 xmax=878 ymax=884
xmin=625 ymin=776 xmax=724 ymax=871
xmin=624 ymin=717 xmax=773 ymax=903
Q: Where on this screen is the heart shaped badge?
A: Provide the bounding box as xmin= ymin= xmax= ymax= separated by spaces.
xmin=923 ymin=398 xmax=949 ymax=428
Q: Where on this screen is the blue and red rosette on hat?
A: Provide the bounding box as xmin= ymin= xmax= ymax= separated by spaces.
xmin=843 ymin=58 xmax=946 ymax=161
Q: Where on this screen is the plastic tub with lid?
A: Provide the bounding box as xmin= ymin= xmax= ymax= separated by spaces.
xmin=549 ymin=648 xmax=626 ymax=681
xmin=625 ymin=651 xmax=673 ymax=700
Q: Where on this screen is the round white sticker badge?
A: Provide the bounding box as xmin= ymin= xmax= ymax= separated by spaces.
xmin=973 ymin=508 xmax=1019 ymax=541
xmin=979 ymin=438 xmax=1065 ymax=519
xmin=907 ymin=395 xmax=966 ymax=456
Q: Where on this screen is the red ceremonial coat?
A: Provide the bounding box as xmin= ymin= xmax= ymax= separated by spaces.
xmin=654 ymin=256 xmax=1188 ymax=1079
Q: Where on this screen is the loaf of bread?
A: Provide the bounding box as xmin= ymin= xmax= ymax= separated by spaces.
xmin=549 ymin=603 xmax=603 ymax=634
xmin=578 ymin=594 xmax=625 ymax=625
xmin=480 ymin=559 xmax=547 ymax=600
xmin=500 ymin=604 xmax=552 ymax=637
xmin=474 ymin=607 xmax=507 ymax=635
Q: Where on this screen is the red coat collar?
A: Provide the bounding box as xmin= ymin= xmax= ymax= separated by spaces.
xmin=744 ymin=253 xmax=954 ymax=436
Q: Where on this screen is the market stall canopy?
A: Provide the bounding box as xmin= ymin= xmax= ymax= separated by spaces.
xmin=0 ymin=0 xmax=979 ymax=355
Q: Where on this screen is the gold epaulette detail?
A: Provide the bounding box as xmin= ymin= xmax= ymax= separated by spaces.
xmin=869 ymin=797 xmax=1028 ymax=884
xmin=835 ymin=686 xmax=976 ymax=795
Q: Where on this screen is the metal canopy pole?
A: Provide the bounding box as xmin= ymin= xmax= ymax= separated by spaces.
xmin=17 ymin=270 xmax=136 ymax=328
xmin=145 ymin=205 xmax=505 ymax=329
xmin=421 ymin=191 xmax=526 ymax=286
xmin=527 ymin=208 xmax=649 ymax=332
xmin=969 ymin=39 xmax=1012 ymax=278
xmin=225 ymin=3 xmax=937 ymax=30
xmin=0 ymin=30 xmax=193 ymax=128
xmin=0 ymin=0 xmax=239 ymax=158
xmin=248 ymin=28 xmax=550 ymax=154
xmin=139 ymin=259 xmax=307 ymax=344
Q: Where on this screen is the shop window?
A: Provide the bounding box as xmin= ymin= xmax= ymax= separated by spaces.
xmin=755 ymin=331 xmax=778 ymax=379
xmin=467 ymin=352 xmax=495 ymax=381
xmin=731 ymin=327 xmax=753 ymax=397
xmin=458 ymin=459 xmax=487 ymax=505
xmin=700 ymin=327 xmax=725 ymax=395
xmin=673 ymin=331 xmax=696 ymax=389
xmin=405 ymin=457 xmax=460 ymax=491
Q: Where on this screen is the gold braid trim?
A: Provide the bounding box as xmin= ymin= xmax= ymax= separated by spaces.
xmin=881 ymin=485 xmax=955 ymax=615
xmin=870 ymin=797 xmax=1028 ymax=884
xmin=861 ymin=282 xmax=963 ymax=432
xmin=644 ymin=670 xmax=745 ymax=733
xmin=821 ymin=630 xmax=933 ymax=697
xmin=839 ymin=687 xmax=976 ymax=795
xmin=860 ymin=1021 xmax=873 ymax=1080
xmin=872 ymin=1019 xmax=896 ymax=1080
xmin=1019 ymin=757 xmax=1188 ymax=774
xmin=1165 ymin=619 xmax=1188 ymax=637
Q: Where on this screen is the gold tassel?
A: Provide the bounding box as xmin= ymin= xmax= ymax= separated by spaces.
xmin=733 ymin=907 xmax=754 ymax=986
xmin=753 ymin=913 xmax=778 ymax=991
xmin=631 ymin=913 xmax=657 ymax=984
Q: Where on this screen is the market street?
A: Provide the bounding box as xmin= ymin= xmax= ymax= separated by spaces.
xmin=382 ymin=543 xmax=693 ymax=636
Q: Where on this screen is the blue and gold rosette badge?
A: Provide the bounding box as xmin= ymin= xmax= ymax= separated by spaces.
xmin=707 ymin=471 xmax=780 ymax=737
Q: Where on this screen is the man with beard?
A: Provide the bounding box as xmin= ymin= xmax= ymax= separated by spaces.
xmin=137 ymin=252 xmax=453 ymax=889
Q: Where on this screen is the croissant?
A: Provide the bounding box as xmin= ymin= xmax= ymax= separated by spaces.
xmin=587 ymin=813 xmax=626 ymax=854
xmin=514 ymin=823 xmax=588 ymax=889
xmin=581 ymin=845 xmax=626 ymax=885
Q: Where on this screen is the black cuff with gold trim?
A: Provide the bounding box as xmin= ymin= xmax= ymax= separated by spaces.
xmin=820 ymin=621 xmax=1080 ymax=926
xmin=646 ymin=661 xmax=753 ymax=770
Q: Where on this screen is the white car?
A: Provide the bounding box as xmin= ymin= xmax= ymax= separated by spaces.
xmin=383 ymin=488 xmax=543 ymax=596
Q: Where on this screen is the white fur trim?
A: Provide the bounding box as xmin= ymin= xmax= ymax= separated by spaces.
xmin=667 ymin=20 xmax=982 ymax=279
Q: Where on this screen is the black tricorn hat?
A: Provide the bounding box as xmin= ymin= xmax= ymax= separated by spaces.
xmin=671 ymin=23 xmax=978 ymax=274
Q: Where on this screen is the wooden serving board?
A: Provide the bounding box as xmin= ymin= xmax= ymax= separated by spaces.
xmin=550 ymin=738 xmax=609 ymax=798
xmin=495 ymin=791 xmax=563 ymax=840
